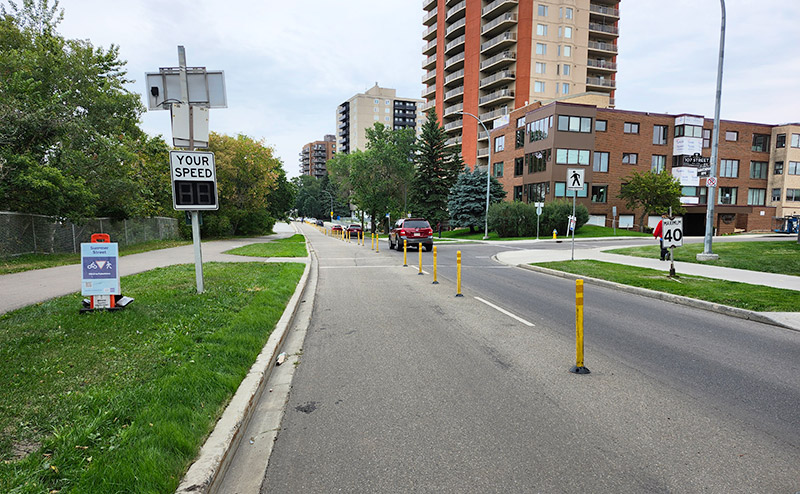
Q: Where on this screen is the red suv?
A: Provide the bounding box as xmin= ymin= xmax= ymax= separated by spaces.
xmin=389 ymin=218 xmax=433 ymax=252
xmin=346 ymin=224 xmax=363 ymax=237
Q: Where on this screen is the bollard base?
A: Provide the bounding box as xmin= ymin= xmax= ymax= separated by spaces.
xmin=569 ymin=365 xmax=591 ymax=375
xmin=432 ymin=281 xmax=439 ymax=284
xmin=455 ymin=294 xmax=464 ymax=297
xmin=418 ymin=272 xmax=424 ymax=275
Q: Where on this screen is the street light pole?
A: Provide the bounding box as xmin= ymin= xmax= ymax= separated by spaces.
xmin=321 ymin=189 xmax=334 ymax=222
xmin=459 ymin=111 xmax=491 ymax=240
xmin=698 ymin=0 xmax=725 ymax=261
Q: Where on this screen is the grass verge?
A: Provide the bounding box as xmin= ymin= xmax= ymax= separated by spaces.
xmin=0 ymin=261 xmax=305 ymax=493
xmin=440 ymin=224 xmax=649 ymax=241
xmin=225 ymin=234 xmax=308 ymax=258
xmin=534 ymin=260 xmax=800 ymax=312
xmin=607 ymin=240 xmax=800 ymax=276
xmin=0 ymin=239 xmax=191 ymax=275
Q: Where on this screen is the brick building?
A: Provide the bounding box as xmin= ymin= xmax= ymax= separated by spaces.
xmin=299 ymin=135 xmax=336 ymax=178
xmin=490 ymin=101 xmax=799 ymax=234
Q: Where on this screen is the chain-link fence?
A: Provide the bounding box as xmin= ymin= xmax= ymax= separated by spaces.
xmin=0 ymin=211 xmax=180 ymax=256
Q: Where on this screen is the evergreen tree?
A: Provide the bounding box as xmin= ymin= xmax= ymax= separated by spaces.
xmin=448 ymin=167 xmax=506 ymax=233
xmin=410 ymin=109 xmax=464 ymax=226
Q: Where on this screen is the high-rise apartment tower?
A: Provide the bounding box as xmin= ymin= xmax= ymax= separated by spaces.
xmin=422 ymin=0 xmax=619 ymax=168
xmin=299 ymin=135 xmax=336 ymax=178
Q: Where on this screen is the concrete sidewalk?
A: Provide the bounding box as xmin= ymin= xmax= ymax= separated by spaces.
xmin=495 ymin=242 xmax=800 ymax=332
xmin=0 ymin=222 xmax=301 ymax=315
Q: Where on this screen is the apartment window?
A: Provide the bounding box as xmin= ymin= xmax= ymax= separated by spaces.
xmin=651 ymin=155 xmax=666 ymax=173
xmin=653 ymin=125 xmax=668 ymax=145
xmin=385 ymin=116 xmax=390 ymax=122
xmin=792 ymin=134 xmax=800 ymax=148
xmin=595 ymin=120 xmax=607 ymax=132
xmin=772 ymin=188 xmax=782 ymax=202
xmin=752 ymin=133 xmax=770 ymax=152
xmin=514 ymin=157 xmax=524 ymax=176
xmin=563 ymin=26 xmax=572 ymax=39
xmin=515 ymin=129 xmax=525 ymax=148
xmin=374 ymin=115 xmax=379 ymax=121
xmin=493 ymin=161 xmax=504 ymax=178
xmin=789 ymin=189 xmax=800 ymax=202
xmin=562 ymin=83 xmax=569 ymax=94
xmin=719 ymin=159 xmax=739 ymax=178
xmin=535 ymin=62 xmax=546 ymax=74
xmin=622 ymin=153 xmax=638 ymax=165
xmin=790 ymin=161 xmax=800 ymax=175
xmin=624 ymin=122 xmax=640 ymax=134
xmin=675 ymin=125 xmax=703 ymax=138
xmin=536 ymin=43 xmax=547 ymax=55
xmin=534 ymin=81 xmax=545 ymax=93
xmin=591 ymin=185 xmax=608 ymax=203
xmin=527 ymin=116 xmax=551 ymax=142
xmin=374 ymin=107 xmax=378 ymax=112
xmin=776 ymin=133 xmax=786 ymax=148
xmin=513 ymin=185 xmax=523 ymax=202
xmin=747 ymin=188 xmax=766 ymax=206
xmin=538 ymin=4 xmax=548 ymax=16
xmin=374 ymin=99 xmax=379 ymax=104
xmin=718 ymin=187 xmax=737 ymax=205
xmin=555 ymin=182 xmax=587 ymax=198
xmin=563 ymin=64 xmax=571 ymax=76
xmin=750 ymin=161 xmax=768 ymax=179
xmin=703 ymin=128 xmax=711 ymax=148
xmin=557 ymin=115 xmax=592 ymax=133
xmin=593 ymin=151 xmax=609 ymax=172
xmin=562 ymin=45 xmax=571 ymax=57
xmin=775 ymin=161 xmax=784 ymax=174
xmin=517 ymin=117 xmax=525 ymax=128
xmin=526 ymin=149 xmax=550 ymax=173
xmin=527 ymin=182 xmax=550 ymax=202
xmin=537 ymin=24 xmax=548 ymax=36
xmin=565 ymin=7 xmax=574 ymax=19
xmin=494 ymin=135 xmax=505 ymax=152
xmin=385 ymin=108 xmax=390 ymax=113
xmin=556 ymin=148 xmax=591 ymax=165
xmin=725 ymin=130 xmax=738 ymax=141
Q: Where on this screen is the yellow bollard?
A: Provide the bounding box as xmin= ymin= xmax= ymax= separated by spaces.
xmin=570 ymin=279 xmax=590 ymax=374
xmin=455 ymin=250 xmax=463 ymax=297
xmin=403 ymin=239 xmax=408 ymax=267
xmin=418 ymin=245 xmax=423 ymax=275
xmin=432 ymin=246 xmax=439 ymax=284
xmin=376 ymin=234 xmax=379 ymax=253
xmin=371 ymin=233 xmax=375 ymax=250
xmin=553 ymin=229 xmax=557 ymax=239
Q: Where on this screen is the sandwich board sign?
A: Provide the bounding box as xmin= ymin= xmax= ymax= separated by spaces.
xmin=81 ymin=242 xmax=120 ymax=296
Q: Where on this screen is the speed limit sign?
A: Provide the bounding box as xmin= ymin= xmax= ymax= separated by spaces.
xmin=662 ymin=217 xmax=683 ymax=248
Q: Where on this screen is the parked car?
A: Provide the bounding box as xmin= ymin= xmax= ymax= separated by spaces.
xmin=346 ymin=224 xmax=363 ymax=237
xmin=389 ymin=218 xmax=433 ymax=251
xmin=316 ymin=219 xmax=324 ymax=226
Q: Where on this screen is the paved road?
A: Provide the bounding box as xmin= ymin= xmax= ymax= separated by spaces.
xmin=258 ymin=224 xmax=800 ymax=493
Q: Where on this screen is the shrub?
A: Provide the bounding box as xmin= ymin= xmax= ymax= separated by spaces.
xmin=541 ymin=200 xmax=589 ymax=236
xmin=488 ymin=201 xmax=538 ymax=237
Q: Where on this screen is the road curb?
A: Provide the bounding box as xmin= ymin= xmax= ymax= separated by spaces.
xmin=516 ymin=263 xmax=798 ymax=333
xmin=175 ymin=236 xmax=313 ymax=494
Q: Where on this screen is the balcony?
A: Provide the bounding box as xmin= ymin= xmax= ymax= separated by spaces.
xmin=479 ymin=88 xmax=514 ymax=106
xmin=588 ymin=40 xmax=618 ymax=53
xmin=586 ymin=77 xmax=616 ymax=89
xmin=478 ymin=129 xmax=489 ymax=141
xmin=445 ymin=135 xmax=462 ymax=147
xmin=423 ymin=39 xmax=437 ymax=56
xmin=482 ymin=12 xmax=517 ymax=37
xmin=482 ymin=0 xmax=518 ymax=19
xmin=479 ymin=69 xmax=515 ymax=89
xmin=445 ymin=34 xmax=465 ymax=54
xmin=480 ymin=50 xmax=515 ymax=71
xmin=479 ymin=107 xmax=508 ymax=122
xmin=480 ymin=31 xmax=517 ymax=54
xmin=443 ymin=86 xmax=464 ymax=102
xmin=423 ymin=8 xmax=437 ymax=26
xmin=423 ymin=0 xmax=436 ymax=11
xmin=444 ymin=51 xmax=465 ymax=71
xmin=443 ymin=102 xmax=463 ymax=117
xmin=589 ymin=4 xmax=619 ymax=18
xmin=588 ymin=22 xmax=619 ymax=37
xmin=422 ymin=53 xmax=437 ymax=70
xmin=445 ymin=17 xmax=466 ymax=38
xmin=444 ymin=119 xmax=463 ymax=131
xmin=446 ymin=0 xmax=466 ymax=21
xmin=477 ymin=146 xmax=489 ymax=158
xmin=444 ymin=68 xmax=465 ymax=86
xmin=421 ymin=100 xmax=436 ymax=112
xmin=587 ymin=59 xmax=617 ymax=71
xmin=422 ymin=84 xmax=436 ymax=98
xmin=422 ymin=69 xmax=436 ymax=85
xmin=423 ymin=22 xmax=438 ymax=41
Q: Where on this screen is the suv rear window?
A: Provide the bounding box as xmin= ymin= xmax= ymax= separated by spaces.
xmin=403 ymin=220 xmax=430 ymax=228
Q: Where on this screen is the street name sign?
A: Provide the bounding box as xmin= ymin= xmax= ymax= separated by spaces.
xmin=169 ymin=150 xmax=219 ymax=211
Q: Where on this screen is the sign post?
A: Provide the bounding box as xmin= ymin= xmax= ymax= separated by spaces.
xmin=535 ymin=202 xmax=543 ymax=239
xmin=566 ymin=168 xmax=585 ymax=261
xmin=662 ymin=215 xmax=683 ymax=277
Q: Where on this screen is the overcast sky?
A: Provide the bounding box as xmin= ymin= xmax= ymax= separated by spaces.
xmin=53 ymin=0 xmax=800 ymax=179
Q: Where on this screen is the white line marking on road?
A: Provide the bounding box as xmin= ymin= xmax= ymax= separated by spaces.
xmin=474 ymin=297 xmax=535 ymax=327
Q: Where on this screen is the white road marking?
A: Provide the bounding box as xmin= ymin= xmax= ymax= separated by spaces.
xmin=474 ymin=297 xmax=535 ymax=327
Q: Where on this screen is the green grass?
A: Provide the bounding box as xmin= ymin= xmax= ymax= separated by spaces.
xmin=225 ymin=234 xmax=308 ymax=257
xmin=0 ymin=240 xmax=191 ymax=275
xmin=534 ymin=260 xmax=800 ymax=312
xmin=439 ymin=224 xmax=649 ymax=241
xmin=0 ymin=262 xmax=305 ymax=493
xmin=607 ymin=241 xmax=800 ymax=276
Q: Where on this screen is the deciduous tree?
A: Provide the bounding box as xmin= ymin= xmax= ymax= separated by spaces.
xmin=618 ymin=170 xmax=684 ymax=231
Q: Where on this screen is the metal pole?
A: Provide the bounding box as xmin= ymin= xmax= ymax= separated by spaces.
xmin=460 ymin=111 xmax=491 ymax=240
xmin=571 ymin=194 xmax=576 ymax=261
xmin=699 ymin=0 xmax=725 ymax=261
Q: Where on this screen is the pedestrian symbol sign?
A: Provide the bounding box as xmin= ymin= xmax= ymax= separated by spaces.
xmin=567 ymin=168 xmax=585 ymax=191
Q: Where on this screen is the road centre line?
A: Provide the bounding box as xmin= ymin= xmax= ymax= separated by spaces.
xmin=474 ymin=297 xmax=535 ymax=327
